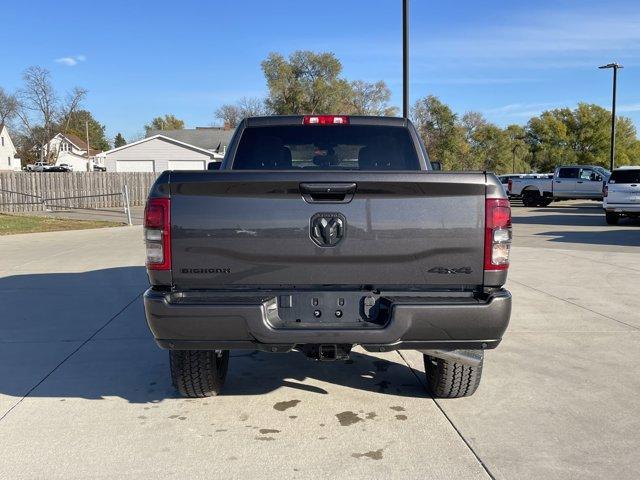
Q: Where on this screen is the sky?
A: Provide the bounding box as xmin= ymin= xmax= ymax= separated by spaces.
xmin=3 ymin=0 xmax=640 ymax=142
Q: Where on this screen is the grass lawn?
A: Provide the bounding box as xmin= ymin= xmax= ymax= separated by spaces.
xmin=0 ymin=214 xmax=123 ymax=235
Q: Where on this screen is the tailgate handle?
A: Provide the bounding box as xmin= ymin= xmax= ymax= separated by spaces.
xmin=300 ymin=183 xmax=356 ymax=203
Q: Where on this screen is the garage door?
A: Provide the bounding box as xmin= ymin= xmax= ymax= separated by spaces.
xmin=168 ymin=161 xmax=206 ymax=171
xmin=116 ymin=160 xmax=154 ymax=172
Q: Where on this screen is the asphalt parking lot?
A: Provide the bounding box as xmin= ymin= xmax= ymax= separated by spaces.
xmin=1 ymin=200 xmax=638 ymax=479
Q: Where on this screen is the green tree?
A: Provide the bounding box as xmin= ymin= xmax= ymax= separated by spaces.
xmin=59 ymin=109 xmax=110 ymax=152
xmin=411 ymin=95 xmax=469 ymax=170
xmin=261 ymin=51 xmax=352 ymax=114
xmin=145 ymin=114 xmax=185 ymax=133
xmin=505 ymin=124 xmax=530 ymax=174
xmin=525 ymin=103 xmax=639 ymax=171
xmin=114 ymin=133 xmax=127 ymax=148
xmin=347 ymin=80 xmax=398 ymax=116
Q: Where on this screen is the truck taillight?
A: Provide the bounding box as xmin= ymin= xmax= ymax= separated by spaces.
xmin=507 ymin=179 xmax=513 ymax=192
xmin=303 ymin=115 xmax=349 ymax=125
xmin=603 ymin=185 xmax=608 ymax=197
xmin=484 ymin=198 xmax=512 ymax=271
xmin=144 ymin=198 xmax=171 ymax=270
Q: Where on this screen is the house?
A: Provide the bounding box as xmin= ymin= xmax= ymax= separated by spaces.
xmin=101 ymin=135 xmax=219 ymax=172
xmin=46 ymin=132 xmax=104 ymax=171
xmin=100 ymin=127 xmax=234 ymax=172
xmin=146 ymin=127 xmax=233 ymax=159
xmin=0 ymin=124 xmax=21 ymax=171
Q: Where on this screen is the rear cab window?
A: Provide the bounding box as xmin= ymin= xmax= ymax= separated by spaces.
xmin=231 ymin=125 xmax=421 ymax=170
xmin=558 ymin=167 xmax=579 ymax=179
xmin=609 ymin=169 xmax=640 ymax=184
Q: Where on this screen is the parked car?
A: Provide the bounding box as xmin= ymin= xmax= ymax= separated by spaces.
xmin=45 ymin=166 xmax=69 ymax=172
xmin=26 ymin=161 xmax=49 ymax=172
xmin=508 ymin=165 xmax=611 ymax=206
xmin=143 ymin=115 xmax=513 ymax=399
xmin=58 ymin=163 xmax=73 ymax=172
xmin=603 ymin=166 xmax=640 ymax=224
xmin=93 ymin=164 xmax=106 ymax=172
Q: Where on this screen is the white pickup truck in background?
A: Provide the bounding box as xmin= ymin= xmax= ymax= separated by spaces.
xmin=508 ymin=165 xmax=611 ymax=207
xmin=603 ymin=166 xmax=640 ymax=224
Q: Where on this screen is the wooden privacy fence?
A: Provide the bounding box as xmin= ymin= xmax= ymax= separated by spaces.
xmin=0 ymin=172 xmax=159 ymax=213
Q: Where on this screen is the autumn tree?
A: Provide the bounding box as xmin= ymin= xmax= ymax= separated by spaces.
xmin=261 ymin=51 xmax=352 ymax=115
xmin=144 ymin=114 xmax=185 ymax=133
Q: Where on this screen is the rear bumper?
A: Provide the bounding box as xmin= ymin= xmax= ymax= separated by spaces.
xmin=604 ymin=203 xmax=640 ymax=214
xmin=144 ymin=288 xmax=511 ymax=352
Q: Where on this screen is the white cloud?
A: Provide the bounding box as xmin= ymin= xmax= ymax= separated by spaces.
xmin=619 ymin=103 xmax=640 ymax=113
xmin=484 ymin=102 xmax=559 ymax=119
xmin=55 ymin=55 xmax=87 ymax=67
xmin=413 ymin=8 xmax=640 ymax=68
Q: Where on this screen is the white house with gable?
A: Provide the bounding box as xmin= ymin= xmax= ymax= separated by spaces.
xmin=0 ymin=124 xmax=21 ymax=171
xmin=45 ymin=132 xmax=103 ymax=171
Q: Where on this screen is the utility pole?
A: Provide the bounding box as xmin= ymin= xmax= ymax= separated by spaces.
xmin=599 ymin=63 xmax=623 ymax=171
xmin=402 ymin=0 xmax=409 ymax=119
xmin=85 ymin=119 xmax=91 ymax=172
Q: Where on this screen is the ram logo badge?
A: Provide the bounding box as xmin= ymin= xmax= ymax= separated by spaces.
xmin=310 ymin=213 xmax=346 ymax=247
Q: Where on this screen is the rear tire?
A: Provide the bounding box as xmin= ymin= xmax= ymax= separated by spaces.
xmin=170 ymin=350 xmax=229 ymax=398
xmin=605 ymin=212 xmax=619 ymax=225
xmin=423 ymin=352 xmax=483 ymax=398
xmin=521 ymin=190 xmax=539 ymax=207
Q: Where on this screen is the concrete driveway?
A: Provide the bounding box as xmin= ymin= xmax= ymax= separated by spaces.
xmin=0 ymin=201 xmax=638 ymax=479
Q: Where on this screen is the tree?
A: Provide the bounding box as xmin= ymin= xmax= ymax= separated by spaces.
xmin=58 ymin=109 xmax=110 ymax=152
xmin=347 ymin=80 xmax=398 ymax=116
xmin=215 ymin=97 xmax=268 ymax=128
xmin=261 ymin=51 xmax=352 ymax=114
xmin=0 ymin=87 xmax=18 ymax=125
xmin=114 ymin=133 xmax=127 ymax=148
xmin=15 ymin=66 xmax=86 ymax=162
xmin=411 ymin=95 xmax=469 ymax=170
xmin=215 ymin=104 xmax=241 ymax=128
xmin=524 ymin=103 xmax=639 ymax=171
xmin=144 ymin=114 xmax=185 ymax=133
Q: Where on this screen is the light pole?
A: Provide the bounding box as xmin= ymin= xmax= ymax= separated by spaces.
xmin=599 ymin=63 xmax=623 ymax=171
xmin=402 ymin=0 xmax=409 ymax=119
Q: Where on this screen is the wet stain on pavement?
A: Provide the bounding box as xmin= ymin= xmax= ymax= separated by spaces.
xmin=351 ymin=449 xmax=384 ymax=460
xmin=259 ymin=429 xmax=280 ymax=434
xmin=274 ymin=400 xmax=301 ymax=411
xmin=395 ymin=414 xmax=407 ymax=421
xmin=255 ymin=436 xmax=275 ymax=441
xmin=336 ymin=411 xmax=363 ymax=426
xmin=365 ymin=412 xmax=377 ymax=420
xmin=390 ymin=406 xmax=405 ymax=412
xmin=168 ymin=415 xmax=180 ymax=419
xmin=289 ymin=415 xmax=297 ymax=419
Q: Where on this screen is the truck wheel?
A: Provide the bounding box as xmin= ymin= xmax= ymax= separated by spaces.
xmin=537 ymin=198 xmax=552 ymax=207
xmin=521 ymin=191 xmax=539 ymax=207
xmin=605 ymin=212 xmax=619 ymax=225
xmin=169 ymin=350 xmax=229 ymax=398
xmin=423 ymin=352 xmax=483 ymax=398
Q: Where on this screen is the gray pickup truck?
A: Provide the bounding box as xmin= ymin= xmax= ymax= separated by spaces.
xmin=143 ymin=115 xmax=512 ymax=399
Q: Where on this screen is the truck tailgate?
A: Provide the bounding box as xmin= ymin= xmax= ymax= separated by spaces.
xmin=169 ymin=171 xmax=486 ymax=289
